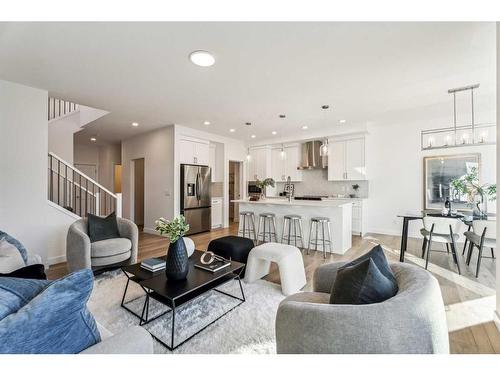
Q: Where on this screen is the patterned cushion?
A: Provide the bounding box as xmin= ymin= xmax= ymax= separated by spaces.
xmin=0 ymin=231 xmax=28 ymax=265
xmin=0 ymin=270 xmax=101 ymax=353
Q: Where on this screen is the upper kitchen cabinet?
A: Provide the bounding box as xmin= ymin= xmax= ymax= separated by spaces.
xmin=179 ymin=136 xmax=210 ymax=166
xmin=248 ymin=146 xmax=270 ymax=181
xmin=327 ymin=136 xmax=366 ymax=181
xmin=270 ymin=144 xmax=302 ymax=182
xmin=209 ymin=142 xmax=224 ymax=182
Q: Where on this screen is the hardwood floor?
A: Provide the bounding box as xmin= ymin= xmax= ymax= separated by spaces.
xmin=46 ymin=222 xmax=500 ymax=354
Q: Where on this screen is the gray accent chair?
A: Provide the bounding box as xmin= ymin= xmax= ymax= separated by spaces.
xmin=276 ymin=261 xmax=449 ymax=354
xmin=67 ymin=217 xmax=138 ymax=272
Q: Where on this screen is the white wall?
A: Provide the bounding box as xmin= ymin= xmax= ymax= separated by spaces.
xmin=121 ymin=126 xmax=175 ymax=232
xmin=97 ymin=143 xmax=121 ymax=192
xmin=74 ymin=142 xmax=99 ymax=166
xmin=364 ymin=111 xmax=496 ymax=238
xmin=0 ymin=79 xmax=76 ymax=265
xmin=48 ymin=112 xmax=81 ymax=164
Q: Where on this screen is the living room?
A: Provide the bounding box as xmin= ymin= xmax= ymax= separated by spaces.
xmin=1 ymin=1 xmax=500 ymax=373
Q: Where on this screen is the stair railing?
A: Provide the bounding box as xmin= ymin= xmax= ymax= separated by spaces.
xmin=48 ymin=97 xmax=80 ymax=121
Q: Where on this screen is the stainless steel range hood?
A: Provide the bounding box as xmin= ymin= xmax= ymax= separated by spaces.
xmin=298 ymin=140 xmax=327 ymax=170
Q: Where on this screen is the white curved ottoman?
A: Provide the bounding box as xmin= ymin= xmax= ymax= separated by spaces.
xmin=244 ymin=243 xmax=306 ymax=296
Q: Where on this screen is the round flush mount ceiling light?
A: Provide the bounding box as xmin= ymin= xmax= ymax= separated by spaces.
xmin=339 ymin=119 xmax=346 ymax=124
xmin=90 ymin=137 xmax=97 ymax=142
xmin=203 ymin=121 xmax=211 ymax=125
xmin=272 ymin=131 xmax=277 ymax=135
xmin=189 ymin=51 xmax=215 ymax=67
xmin=131 ymin=122 xmax=139 ymax=127
xmin=251 ymin=135 xmax=256 ymax=139
xmin=229 ymin=128 xmax=236 ymax=133
xmin=301 ymin=125 xmax=308 ymax=130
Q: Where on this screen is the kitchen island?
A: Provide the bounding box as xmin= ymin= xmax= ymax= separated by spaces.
xmin=232 ymin=198 xmax=353 ymax=254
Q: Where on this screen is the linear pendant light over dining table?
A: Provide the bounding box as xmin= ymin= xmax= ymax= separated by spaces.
xmin=421 ymin=83 xmax=496 ymax=150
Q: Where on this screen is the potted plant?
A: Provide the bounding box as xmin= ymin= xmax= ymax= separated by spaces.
xmin=255 ymin=178 xmax=276 ymax=200
xmin=350 ymin=184 xmax=360 ymax=198
xmin=450 ymin=167 xmax=496 ymax=218
xmin=155 ymin=215 xmax=190 ymax=281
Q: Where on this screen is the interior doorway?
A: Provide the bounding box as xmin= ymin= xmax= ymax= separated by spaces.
xmin=131 ymin=158 xmax=145 ymax=230
xmin=229 ymin=161 xmax=243 ymax=223
xmin=114 ymin=164 xmax=122 ymax=193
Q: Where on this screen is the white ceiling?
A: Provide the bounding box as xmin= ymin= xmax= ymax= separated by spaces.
xmin=0 ymin=22 xmax=496 ymax=145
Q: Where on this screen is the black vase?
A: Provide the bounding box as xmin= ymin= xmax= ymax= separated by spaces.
xmin=165 ymin=238 xmax=189 ymax=282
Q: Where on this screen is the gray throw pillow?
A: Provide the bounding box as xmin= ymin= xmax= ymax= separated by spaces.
xmin=330 ymin=258 xmax=397 ymax=305
xmin=87 ymin=212 xmax=120 ymax=242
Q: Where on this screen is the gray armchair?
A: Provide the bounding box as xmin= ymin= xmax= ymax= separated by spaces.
xmin=276 ymin=261 xmax=449 ymax=354
xmin=66 ymin=217 xmax=138 ymax=272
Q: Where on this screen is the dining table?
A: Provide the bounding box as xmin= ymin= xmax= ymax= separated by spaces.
xmin=397 ymin=210 xmax=494 ymax=262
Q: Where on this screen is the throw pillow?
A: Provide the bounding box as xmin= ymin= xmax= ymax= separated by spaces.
xmin=330 ymin=258 xmax=397 ymax=304
xmin=87 ymin=211 xmax=120 ymax=242
xmin=0 ymin=264 xmax=47 ymax=280
xmin=0 ymin=238 xmax=26 ymax=273
xmin=340 ymin=244 xmax=398 ymax=295
xmin=0 ymin=269 xmax=101 ymax=353
xmin=0 ymin=231 xmax=28 ymax=265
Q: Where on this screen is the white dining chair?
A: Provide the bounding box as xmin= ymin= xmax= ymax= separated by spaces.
xmin=464 ymin=220 xmax=496 ymax=278
xmin=420 ymin=216 xmax=461 ymax=274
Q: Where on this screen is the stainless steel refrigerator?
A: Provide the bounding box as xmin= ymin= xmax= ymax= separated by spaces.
xmin=180 ymin=164 xmax=212 ymax=235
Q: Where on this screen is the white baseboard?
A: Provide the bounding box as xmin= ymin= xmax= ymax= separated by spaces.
xmin=47 ymin=254 xmax=66 ymax=266
xmin=494 ymin=310 xmax=500 ymax=332
xmin=143 ymin=227 xmax=158 ymax=235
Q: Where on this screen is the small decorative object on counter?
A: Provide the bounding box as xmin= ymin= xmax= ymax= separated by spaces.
xmin=155 ymin=215 xmax=190 ymax=282
xmin=255 ymin=178 xmax=275 ymax=200
xmin=450 ymin=167 xmax=496 ymax=218
xmin=444 ymin=196 xmax=451 ymax=216
xmin=350 ymin=184 xmax=360 ymax=198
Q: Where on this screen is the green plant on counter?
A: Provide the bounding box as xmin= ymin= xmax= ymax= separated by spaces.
xmin=255 ymin=178 xmax=275 ymax=190
xmin=154 ymin=215 xmax=190 ymax=243
xmin=450 ymin=167 xmax=496 ymax=204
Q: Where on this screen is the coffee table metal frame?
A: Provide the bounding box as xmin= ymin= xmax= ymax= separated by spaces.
xmin=120 ymin=260 xmax=245 ymax=351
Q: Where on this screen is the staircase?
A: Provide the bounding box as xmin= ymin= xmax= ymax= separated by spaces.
xmin=48 ymin=152 xmax=121 ymax=218
xmin=48 ymin=97 xmax=79 ymax=121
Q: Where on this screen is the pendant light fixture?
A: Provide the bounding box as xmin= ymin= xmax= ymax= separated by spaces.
xmin=320 ymin=139 xmax=329 ymax=157
xmin=421 ymin=84 xmax=496 ymax=150
xmin=280 ymin=144 xmax=287 ymax=160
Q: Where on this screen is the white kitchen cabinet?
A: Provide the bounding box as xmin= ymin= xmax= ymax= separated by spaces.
xmin=179 ymin=137 xmax=210 ymax=165
xmin=327 ymin=137 xmax=365 ymax=181
xmin=270 ymin=144 xmax=302 ymax=182
xmin=211 ymin=198 xmax=223 ymax=228
xmin=248 ymin=146 xmax=269 ymax=181
xmin=351 ymin=200 xmax=363 ymax=235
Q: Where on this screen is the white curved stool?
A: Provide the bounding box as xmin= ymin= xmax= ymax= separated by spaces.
xmin=244 ymin=243 xmax=306 ymax=296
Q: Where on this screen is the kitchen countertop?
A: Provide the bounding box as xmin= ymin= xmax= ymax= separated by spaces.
xmin=231 ymin=198 xmax=354 ymax=207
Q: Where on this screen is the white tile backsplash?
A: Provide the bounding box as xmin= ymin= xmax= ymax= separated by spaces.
xmin=275 ymin=169 xmax=369 ymax=198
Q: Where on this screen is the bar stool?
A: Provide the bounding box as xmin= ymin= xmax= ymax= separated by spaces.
xmin=256 ymin=212 xmax=278 ymax=244
xmin=238 ymin=211 xmax=257 ymax=242
xmin=281 ymin=214 xmax=304 ymax=248
xmin=307 ymin=217 xmax=333 ymax=258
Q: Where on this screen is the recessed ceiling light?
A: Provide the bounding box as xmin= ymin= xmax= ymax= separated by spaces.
xmin=189 ymin=50 xmax=215 ymax=67
xmin=339 ymin=119 xmax=346 ymax=124
xmin=301 ymin=125 xmax=308 ymax=130
xmin=229 ymin=128 xmax=236 ymax=133
xmin=321 ymin=105 xmax=330 ymax=110
xmin=90 ymin=137 xmax=97 ymax=142
xmin=272 ymin=131 xmax=277 ymax=135
xmin=279 ymin=114 xmax=286 ymax=118
xmin=245 ymin=122 xmax=252 ymax=126
xmin=203 ymin=121 xmax=211 ymax=125
xmin=131 ymin=122 xmax=139 ymax=127
xmin=251 ymin=135 xmax=256 ymax=139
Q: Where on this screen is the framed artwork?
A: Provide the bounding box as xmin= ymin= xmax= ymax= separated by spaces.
xmin=423 ymin=153 xmax=480 ymax=210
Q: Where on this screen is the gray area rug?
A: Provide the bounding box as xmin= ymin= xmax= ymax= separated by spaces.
xmin=88 ymin=270 xmax=285 ymax=354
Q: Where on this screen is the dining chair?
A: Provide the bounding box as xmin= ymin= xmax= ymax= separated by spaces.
xmin=464 ymin=220 xmax=496 ymax=278
xmin=420 ymin=216 xmax=461 ymax=274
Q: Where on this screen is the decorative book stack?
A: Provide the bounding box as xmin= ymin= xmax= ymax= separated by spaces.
xmin=141 ymin=258 xmax=166 ymax=272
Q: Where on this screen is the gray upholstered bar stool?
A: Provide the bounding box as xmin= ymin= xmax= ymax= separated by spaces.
xmin=307 ymin=217 xmax=332 ymax=258
xmin=281 ymin=214 xmax=304 ymax=248
xmin=238 ymin=211 xmax=257 ymax=242
xmin=256 ymin=212 xmax=278 ymax=244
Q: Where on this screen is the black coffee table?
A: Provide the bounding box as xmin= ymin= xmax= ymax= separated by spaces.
xmin=121 ymin=250 xmax=245 ymax=350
